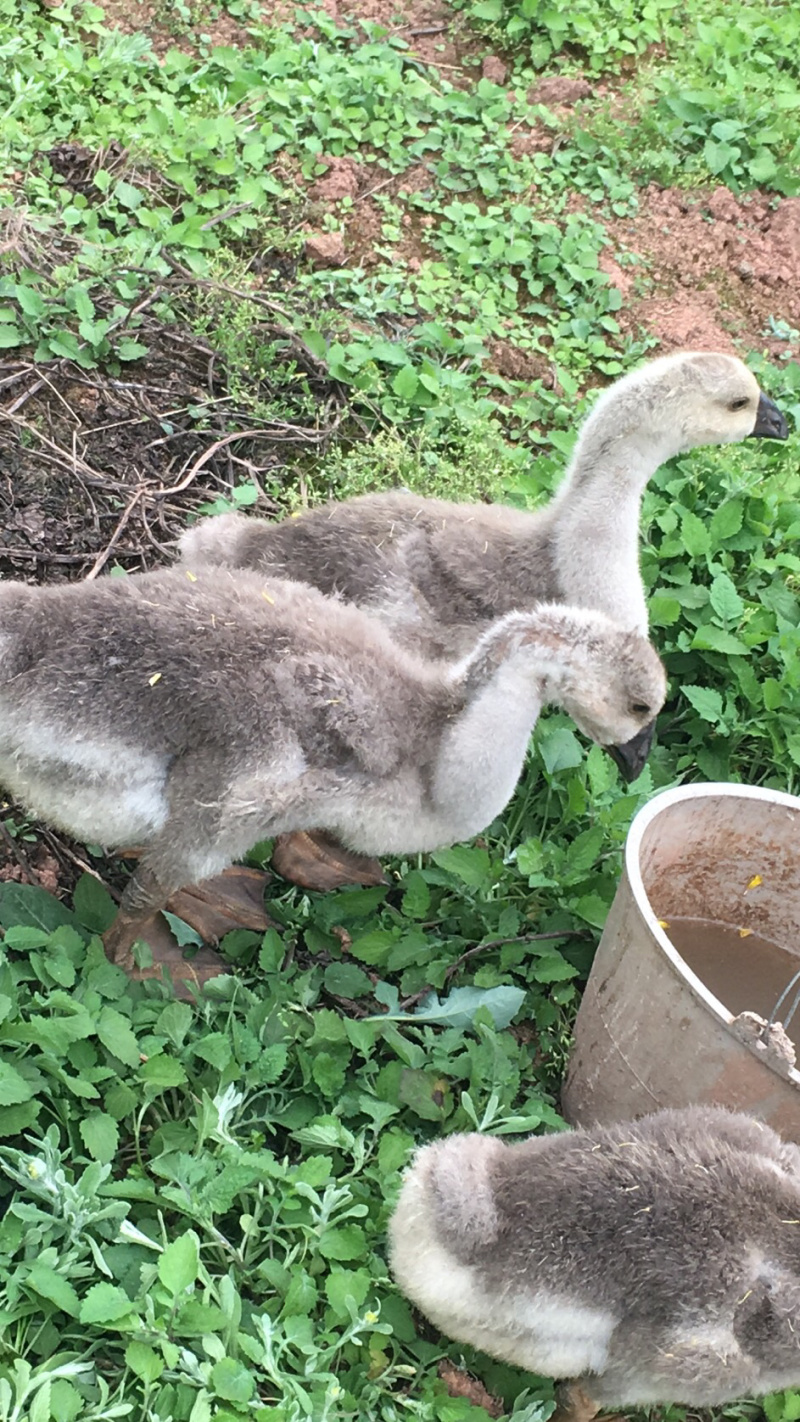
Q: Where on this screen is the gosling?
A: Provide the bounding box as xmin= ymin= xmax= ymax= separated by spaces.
xmin=0 ymin=568 xmax=665 ymax=978
xmin=178 ymin=351 xmax=787 ymax=651
xmin=178 ymin=351 xmax=774 ymax=888
xmin=389 ymin=1107 xmax=800 ymax=1421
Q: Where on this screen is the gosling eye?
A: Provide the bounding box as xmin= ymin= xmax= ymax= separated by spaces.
xmin=729 ymin=397 xmax=750 ymax=411
xmin=630 ymin=701 xmax=652 ymax=716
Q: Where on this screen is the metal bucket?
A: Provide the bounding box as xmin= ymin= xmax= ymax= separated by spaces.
xmin=561 ymin=783 xmax=800 ymax=1141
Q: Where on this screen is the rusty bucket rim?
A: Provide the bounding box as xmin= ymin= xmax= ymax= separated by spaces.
xmin=624 ymin=781 xmax=800 ymax=1085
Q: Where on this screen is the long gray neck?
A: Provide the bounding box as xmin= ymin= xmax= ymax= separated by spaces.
xmin=547 ymin=424 xmax=674 ymax=635
xmin=430 ymin=626 xmax=560 ymax=832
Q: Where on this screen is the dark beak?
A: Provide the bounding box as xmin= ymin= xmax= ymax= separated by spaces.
xmin=607 ymin=719 xmax=657 ymax=783
xmin=749 ymin=391 xmax=789 ymax=440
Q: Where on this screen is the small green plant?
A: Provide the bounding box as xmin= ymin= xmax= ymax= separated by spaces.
xmin=455 ymin=0 xmax=684 ymax=71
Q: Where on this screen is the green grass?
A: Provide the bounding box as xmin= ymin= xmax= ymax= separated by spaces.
xmin=1 ymin=0 xmax=800 ymax=1417
xmin=457 ymin=0 xmax=800 ymax=193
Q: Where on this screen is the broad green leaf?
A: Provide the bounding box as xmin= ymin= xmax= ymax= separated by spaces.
xmin=515 ymin=838 xmax=544 ymax=876
xmin=259 ymin=927 xmax=285 ymax=972
xmin=749 ymin=149 xmax=778 ymax=183
xmin=29 ymin=1379 xmax=51 ymax=1422
xmin=116 ymin=338 xmax=149 ymax=361
xmin=14 ymin=284 xmax=45 ymax=317
xmin=188 ymin=1392 xmax=212 ymax=1422
xmin=691 ymin=625 xmax=748 ymax=655
xmin=709 ymin=572 xmax=744 ymax=625
xmin=765 ymin=1393 xmax=800 ymax=1422
xmin=323 ymin=962 xmax=372 ymax=998
xmin=683 ymin=685 xmax=725 ymax=724
xmin=565 ymin=826 xmax=604 ymax=877
xmin=79 ymin=1283 xmax=137 ymax=1324
xmin=378 ymin=1129 xmax=414 ymax=1175
xmin=173 ymin=1300 xmax=227 ymax=1334
xmin=649 ymin=594 xmax=681 ymax=627
xmin=531 ymin=955 xmax=579 ymax=983
xmin=312 ymin=1051 xmax=347 ymax=1097
xmin=156 ymin=1000 xmax=194 ymax=1047
xmin=105 ymin=1082 xmax=138 ymax=1119
xmin=294 ymin=1155 xmax=334 ymax=1188
xmin=192 ymin=1032 xmax=232 ymax=1070
xmin=0 ymin=1060 xmax=34 ymax=1106
xmin=391 ymin=365 xmax=418 ymax=401
xmin=572 ymin=893 xmax=609 ymax=929
xmin=538 ymin=726 xmax=584 ymax=774
xmin=710 ymin=499 xmax=744 ymax=541
xmin=139 ymin=1053 xmax=188 ymax=1089
xmin=50 ymin=1379 xmax=82 ymax=1422
xmin=317 ymin=1225 xmax=366 ymax=1261
xmin=158 ymin=1230 xmax=200 ymax=1296
xmin=284 ymin=1270 xmax=318 ymax=1316
xmin=210 ymin=1358 xmax=256 ymax=1403
xmin=764 ymin=678 xmax=783 ymax=711
xmin=71 ymin=286 xmax=94 ymax=321
xmin=27 ymin=1264 xmax=80 ymax=1318
xmin=72 ymin=874 xmax=116 ymax=933
xmin=325 ymin=1268 xmax=371 ymax=1317
xmin=386 ymin=930 xmax=428 ymax=972
xmin=348 ymin=929 xmax=394 ymax=965
xmin=680 ymin=509 xmax=711 ymax=558
xmin=162 ymin=912 xmax=203 ymax=947
xmin=430 ymin=844 xmax=491 ymax=887
xmin=97 ymin=1007 xmax=140 ymax=1067
xmin=370 ymin=984 xmax=525 ymax=1030
xmin=0 ymin=885 xmax=80 ymax=934
xmin=703 ymin=138 xmax=738 ymax=175
xmin=400 ymin=870 xmax=430 ymax=918
xmin=80 ymin=1111 xmax=119 ymax=1164
xmin=114 ymin=179 xmax=144 ymax=209
xmin=125 ymin=1341 xmax=163 ymax=1383
xmin=0 ymin=1101 xmax=40 ymax=1135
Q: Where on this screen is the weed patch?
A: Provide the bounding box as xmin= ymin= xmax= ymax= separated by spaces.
xmin=1 ymin=0 xmax=800 ymax=1417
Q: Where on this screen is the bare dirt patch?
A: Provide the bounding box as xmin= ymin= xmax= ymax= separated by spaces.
xmin=603 ymin=184 xmax=800 ymax=358
xmin=97 ymin=0 xmax=277 ymax=56
xmin=489 ymin=339 xmax=553 ymax=383
xmin=335 ymin=0 xmax=484 ymax=80
xmin=529 ymin=75 xmax=593 ymax=106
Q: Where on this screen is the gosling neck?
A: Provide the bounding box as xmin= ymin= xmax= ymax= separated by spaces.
xmin=430 ymin=619 xmax=568 ymax=834
xmin=547 ymin=422 xmax=675 ymax=635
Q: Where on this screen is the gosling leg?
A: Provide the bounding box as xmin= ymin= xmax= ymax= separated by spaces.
xmin=117 ymin=850 xmax=274 ymax=939
xmin=103 ymin=860 xmax=229 ymax=997
xmin=551 ymin=1381 xmax=602 ymax=1422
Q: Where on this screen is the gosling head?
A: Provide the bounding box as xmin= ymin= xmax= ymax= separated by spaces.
xmin=587 ymin=351 xmax=788 ymax=456
xmin=526 ymin=606 xmax=668 ymax=781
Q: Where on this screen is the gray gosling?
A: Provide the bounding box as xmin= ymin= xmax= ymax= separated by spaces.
xmin=388 ymin=1107 xmax=800 ymax=1422
xmin=178 ymin=352 xmax=787 ymax=651
xmin=0 ymin=569 xmax=665 ymax=973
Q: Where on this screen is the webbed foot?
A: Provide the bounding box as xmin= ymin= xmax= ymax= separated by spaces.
xmin=272 ymin=829 xmax=387 ymax=892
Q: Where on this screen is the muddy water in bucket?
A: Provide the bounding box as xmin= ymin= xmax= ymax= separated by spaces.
xmin=561 ymin=784 xmax=800 ymax=1141
xmin=667 ymin=918 xmax=800 ymax=1049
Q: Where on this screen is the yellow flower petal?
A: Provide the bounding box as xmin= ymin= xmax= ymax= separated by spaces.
xmin=746 ymin=874 xmax=762 ymax=890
